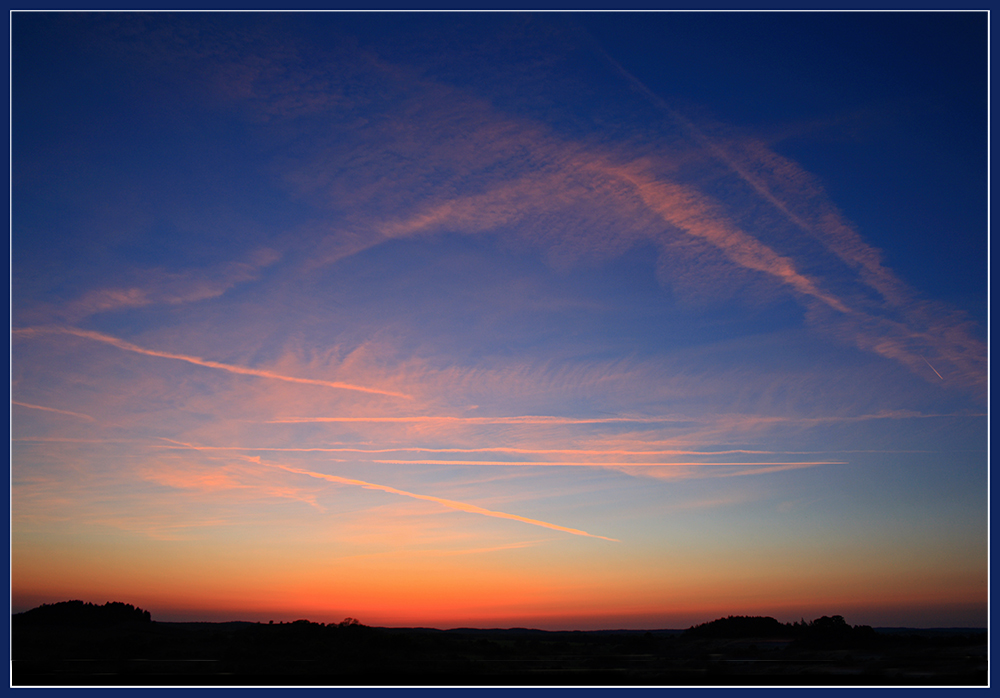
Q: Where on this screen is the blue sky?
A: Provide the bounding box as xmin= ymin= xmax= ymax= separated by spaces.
xmin=11 ymin=11 xmax=987 ymax=629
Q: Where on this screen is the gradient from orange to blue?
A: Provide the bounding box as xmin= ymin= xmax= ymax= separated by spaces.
xmin=11 ymin=12 xmax=987 ymax=630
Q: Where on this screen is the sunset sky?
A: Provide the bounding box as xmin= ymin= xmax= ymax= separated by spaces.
xmin=11 ymin=11 xmax=988 ymax=630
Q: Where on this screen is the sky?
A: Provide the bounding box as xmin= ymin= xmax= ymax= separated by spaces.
xmin=10 ymin=11 xmax=988 ymax=630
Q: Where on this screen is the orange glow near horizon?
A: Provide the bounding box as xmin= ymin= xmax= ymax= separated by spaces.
xmin=12 ymin=543 xmax=986 ymax=629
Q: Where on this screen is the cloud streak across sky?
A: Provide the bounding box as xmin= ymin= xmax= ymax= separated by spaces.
xmin=14 ymin=326 xmax=411 ymax=398
xmin=11 ymin=12 xmax=986 ymax=629
xmin=267 ymin=461 xmax=619 ymax=542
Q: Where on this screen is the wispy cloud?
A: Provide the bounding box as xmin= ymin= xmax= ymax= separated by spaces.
xmin=28 ymin=248 xmax=282 ymax=324
xmin=370 ymin=133 xmax=984 ymax=394
xmin=289 ymin=37 xmax=982 ymax=396
xmin=145 ymin=460 xmax=324 ymax=512
xmin=55 ymin=14 xmax=983 ymax=399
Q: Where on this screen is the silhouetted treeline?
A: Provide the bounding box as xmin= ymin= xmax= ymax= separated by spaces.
xmin=13 ymin=600 xmax=151 ymax=628
xmin=684 ymin=615 xmax=789 ymax=639
xmin=11 ymin=602 xmax=987 ymax=686
xmin=684 ymin=614 xmax=878 ymax=648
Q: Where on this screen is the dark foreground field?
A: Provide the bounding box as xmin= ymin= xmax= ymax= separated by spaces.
xmin=11 ymin=602 xmax=987 ymax=686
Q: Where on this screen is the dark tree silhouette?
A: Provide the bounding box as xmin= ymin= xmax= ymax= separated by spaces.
xmin=682 ymin=614 xmax=878 ymax=649
xmin=683 ymin=615 xmax=789 ymax=638
xmin=795 ymin=615 xmax=876 ymax=648
xmin=13 ymin=600 xmax=151 ymax=627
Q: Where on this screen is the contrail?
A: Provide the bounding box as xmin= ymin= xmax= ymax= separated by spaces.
xmin=599 ymin=47 xmax=987 ymax=388
xmin=11 ymin=400 xmax=95 ymax=421
xmin=922 ymin=357 xmax=945 ymax=380
xmin=372 ymin=460 xmax=846 ymax=467
xmin=13 ymin=326 xmax=411 ymax=398
xmin=154 ymin=439 xmax=802 ymax=456
xmin=267 ymin=411 xmax=959 ymax=427
xmin=266 ymin=462 xmax=619 ymax=542
xmin=599 ymin=50 xmax=851 ymax=315
xmin=265 ymin=415 xmax=672 ymax=425
xmin=12 ymin=437 xmax=140 ymax=443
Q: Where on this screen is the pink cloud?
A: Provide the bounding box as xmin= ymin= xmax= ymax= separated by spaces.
xmin=53 ymin=248 xmax=282 ymax=323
